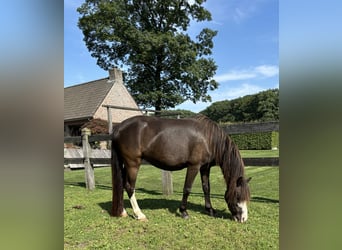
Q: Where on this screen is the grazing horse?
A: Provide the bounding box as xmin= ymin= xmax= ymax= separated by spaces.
xmin=111 ymin=115 xmax=251 ymax=222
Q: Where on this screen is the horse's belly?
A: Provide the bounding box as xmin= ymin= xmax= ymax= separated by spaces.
xmin=143 ymin=154 xmax=190 ymax=171
xmin=141 ymin=128 xmax=210 ymax=170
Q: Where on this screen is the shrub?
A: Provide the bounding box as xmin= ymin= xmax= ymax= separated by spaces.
xmin=230 ymin=131 xmax=279 ymax=150
xmin=81 ymin=118 xmax=109 ymax=134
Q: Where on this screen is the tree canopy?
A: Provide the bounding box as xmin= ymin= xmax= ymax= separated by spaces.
xmin=77 ymin=0 xmax=218 ymax=111
xmin=200 ymin=89 xmax=279 ymax=123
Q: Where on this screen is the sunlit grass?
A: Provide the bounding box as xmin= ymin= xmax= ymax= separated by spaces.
xmin=240 ymin=149 xmax=279 ymax=158
xmin=64 ymin=165 xmax=278 ymax=249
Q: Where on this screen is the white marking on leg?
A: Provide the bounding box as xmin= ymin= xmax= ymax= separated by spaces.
xmin=238 ymin=201 xmax=248 ymax=222
xmin=120 ymin=208 xmax=128 ymax=217
xmin=130 ymin=191 xmax=147 ymax=220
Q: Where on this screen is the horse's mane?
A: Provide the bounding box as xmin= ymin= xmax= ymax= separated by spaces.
xmin=193 ymin=115 xmax=250 ymax=203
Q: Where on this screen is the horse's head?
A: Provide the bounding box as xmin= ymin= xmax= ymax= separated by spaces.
xmin=225 ymin=176 xmax=251 ymax=223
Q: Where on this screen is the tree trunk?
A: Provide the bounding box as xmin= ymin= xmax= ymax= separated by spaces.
xmin=155 ymin=59 xmax=163 ymax=117
xmin=155 ymin=99 xmax=162 ymax=117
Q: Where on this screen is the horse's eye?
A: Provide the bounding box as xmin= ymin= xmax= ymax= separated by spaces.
xmin=236 ymin=195 xmax=241 ymax=202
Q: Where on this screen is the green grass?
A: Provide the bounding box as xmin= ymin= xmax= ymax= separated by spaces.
xmin=65 ymin=165 xmax=279 ymax=249
xmin=240 ymin=149 xmax=279 ymax=158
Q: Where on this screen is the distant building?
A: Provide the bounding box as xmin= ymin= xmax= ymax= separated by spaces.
xmin=64 ymin=68 xmax=142 ymax=136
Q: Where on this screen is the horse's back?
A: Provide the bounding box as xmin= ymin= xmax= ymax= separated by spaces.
xmin=113 ymin=116 xmax=211 ymax=170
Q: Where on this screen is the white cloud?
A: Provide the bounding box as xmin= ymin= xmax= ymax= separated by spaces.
xmin=214 ymin=71 xmax=256 ymax=82
xmin=232 ymin=1 xmax=259 ymax=23
xmin=254 ymin=65 xmax=279 ymax=77
xmin=212 ymin=83 xmax=263 ymax=100
xmin=214 ymin=65 xmax=278 ymax=83
xmin=233 ymin=8 xmax=247 ymax=23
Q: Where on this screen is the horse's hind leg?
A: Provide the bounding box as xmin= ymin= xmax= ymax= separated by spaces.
xmin=124 ymin=159 xmax=147 ymax=221
xmin=179 ymin=165 xmax=200 ymax=219
xmin=200 ymin=165 xmax=216 ymax=217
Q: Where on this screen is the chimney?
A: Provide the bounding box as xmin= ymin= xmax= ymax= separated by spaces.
xmin=108 ymin=68 xmax=123 ymax=83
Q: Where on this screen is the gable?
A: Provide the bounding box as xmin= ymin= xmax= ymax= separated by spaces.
xmin=64 ymin=78 xmax=113 ymax=121
xmin=94 ymin=77 xmax=142 ymax=123
xmin=64 ymin=69 xmax=142 ymax=123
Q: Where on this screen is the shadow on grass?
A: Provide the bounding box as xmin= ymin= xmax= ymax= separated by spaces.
xmin=64 ymin=182 xmax=112 ymax=190
xmin=98 ymin=198 xmax=231 ymax=220
xmin=64 ymin=182 xmax=86 ymax=188
xmin=136 ymin=187 xmax=224 ymax=200
xmin=65 ymin=183 xmax=278 ymax=205
xmin=135 ymin=189 xmax=279 ymax=204
xmin=251 ymin=196 xmax=279 ymax=204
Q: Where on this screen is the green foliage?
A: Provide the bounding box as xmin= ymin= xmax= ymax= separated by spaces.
xmin=65 ymin=166 xmax=278 ymax=249
xmin=200 ymin=89 xmax=279 ymax=123
xmin=77 ymin=0 xmax=218 ymax=111
xmin=231 ymin=131 xmax=279 ymax=150
xmin=160 ymin=109 xmax=196 ymax=118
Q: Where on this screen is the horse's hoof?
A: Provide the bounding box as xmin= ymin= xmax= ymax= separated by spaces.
xmin=135 ymin=213 xmax=148 ymax=221
xmin=120 ymin=209 xmax=128 ymax=217
xmin=138 ymin=217 xmax=148 ymax=222
xmin=181 ymin=212 xmax=189 ymax=219
xmin=205 ymin=207 xmax=216 ymax=217
xmin=209 ymin=209 xmax=216 ymax=217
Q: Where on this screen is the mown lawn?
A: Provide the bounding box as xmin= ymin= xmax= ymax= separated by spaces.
xmin=64 ymin=164 xmax=278 ymax=249
xmin=240 ymin=149 xmax=279 ymax=158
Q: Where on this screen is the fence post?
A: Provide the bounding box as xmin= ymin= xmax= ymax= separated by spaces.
xmin=162 ymin=170 xmax=173 ymax=195
xmin=82 ymin=128 xmax=95 ymax=190
xmin=161 ymin=115 xmax=178 ymax=196
xmin=107 ymin=106 xmax=112 ymax=149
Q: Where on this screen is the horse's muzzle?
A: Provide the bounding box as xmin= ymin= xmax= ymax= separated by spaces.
xmin=233 ymin=214 xmax=248 ymax=223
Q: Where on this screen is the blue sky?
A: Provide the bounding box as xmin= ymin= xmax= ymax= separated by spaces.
xmin=64 ymin=0 xmax=278 ymax=113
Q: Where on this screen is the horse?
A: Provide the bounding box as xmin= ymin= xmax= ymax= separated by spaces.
xmin=111 ymin=115 xmax=251 ymax=222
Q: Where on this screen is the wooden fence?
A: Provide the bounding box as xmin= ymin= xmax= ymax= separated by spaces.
xmin=64 ymin=121 xmax=279 ymax=191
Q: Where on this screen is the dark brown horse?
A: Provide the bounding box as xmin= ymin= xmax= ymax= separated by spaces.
xmin=111 ymin=115 xmax=251 ymax=222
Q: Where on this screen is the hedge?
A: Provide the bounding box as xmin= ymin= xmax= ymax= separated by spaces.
xmin=230 ymin=131 xmax=279 ymax=150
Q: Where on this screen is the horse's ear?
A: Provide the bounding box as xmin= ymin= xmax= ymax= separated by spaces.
xmin=236 ymin=176 xmax=243 ymax=186
xmin=237 ymin=177 xmax=252 ymax=186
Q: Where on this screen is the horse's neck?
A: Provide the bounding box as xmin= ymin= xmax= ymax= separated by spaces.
xmin=220 ymin=143 xmax=244 ymax=183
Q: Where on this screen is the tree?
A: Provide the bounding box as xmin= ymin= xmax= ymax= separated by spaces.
xmin=160 ymin=109 xmax=196 ymax=118
xmin=200 ymin=89 xmax=279 ymax=123
xmin=77 ymin=0 xmax=218 ymax=111
xmin=257 ymin=89 xmax=279 ymax=121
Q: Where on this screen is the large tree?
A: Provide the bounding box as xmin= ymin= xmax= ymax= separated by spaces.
xmin=77 ymin=0 xmax=218 ymax=111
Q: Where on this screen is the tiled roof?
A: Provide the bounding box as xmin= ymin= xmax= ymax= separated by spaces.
xmin=64 ymin=78 xmax=113 ymax=121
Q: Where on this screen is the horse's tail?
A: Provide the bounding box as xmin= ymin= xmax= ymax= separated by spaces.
xmin=111 ymin=141 xmax=124 ymax=217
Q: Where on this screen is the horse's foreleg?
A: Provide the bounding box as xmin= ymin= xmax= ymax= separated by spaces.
xmin=200 ymin=166 xmax=216 ymax=217
xmin=180 ymin=166 xmax=200 ymax=219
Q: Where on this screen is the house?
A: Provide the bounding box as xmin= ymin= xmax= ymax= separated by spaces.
xmin=64 ymin=68 xmax=142 ymax=136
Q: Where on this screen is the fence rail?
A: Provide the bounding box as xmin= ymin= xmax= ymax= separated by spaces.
xmin=64 ymin=134 xmax=110 ymax=144
xmin=64 ymin=156 xmax=279 ymax=167
xmin=64 ymin=121 xmax=279 ymax=190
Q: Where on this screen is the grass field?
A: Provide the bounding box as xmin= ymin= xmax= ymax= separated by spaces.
xmin=64 ymin=162 xmax=279 ymax=249
xmin=240 ymin=149 xmax=279 ymax=158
